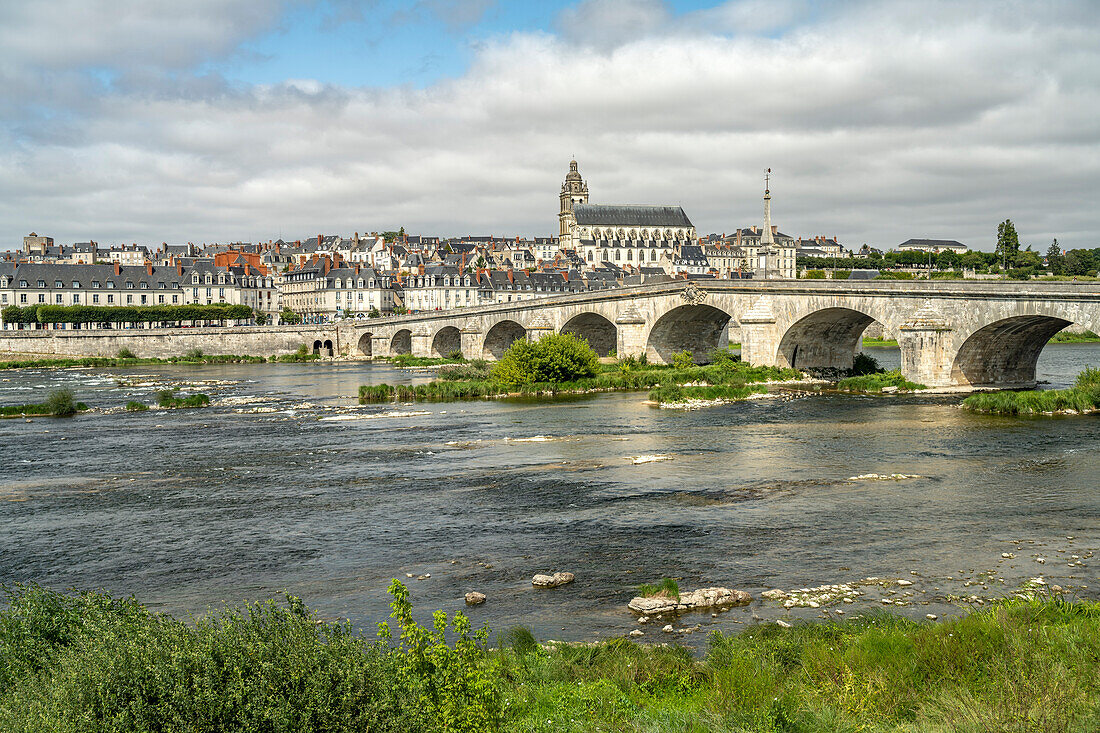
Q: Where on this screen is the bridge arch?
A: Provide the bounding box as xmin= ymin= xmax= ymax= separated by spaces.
xmin=390 ymin=329 xmax=412 ymax=355
xmin=560 ymin=313 xmax=617 ymax=357
xmin=646 ymin=304 xmax=732 ymax=364
xmin=357 ymin=332 xmax=373 ymax=357
xmin=323 ymin=339 xmax=334 ymax=357
xmin=777 ymin=307 xmax=877 ymax=372
xmin=483 ymin=320 xmax=526 ymax=360
xmin=950 ymin=315 xmax=1072 ymax=387
xmin=431 ymin=326 xmax=462 ymax=358
xmin=312 ymin=339 xmax=323 ymax=355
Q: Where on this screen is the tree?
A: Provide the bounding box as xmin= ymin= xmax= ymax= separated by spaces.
xmin=996 ymin=219 xmax=1020 ymax=267
xmin=1047 ymin=239 xmax=1063 ymax=275
xmin=368 ymin=307 xmax=381 ymax=318
xmin=255 ymin=312 xmax=269 ymax=326
xmin=490 ymin=333 xmax=600 ymax=385
xmin=279 ymin=307 xmax=301 ymax=325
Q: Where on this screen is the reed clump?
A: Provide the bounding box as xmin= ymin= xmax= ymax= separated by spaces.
xmin=963 ymin=367 xmax=1100 ymax=415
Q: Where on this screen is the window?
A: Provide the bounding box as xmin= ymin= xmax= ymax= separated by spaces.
xmin=127 ymin=294 xmax=133 ymax=304
xmin=106 ymin=281 xmax=115 ymax=288
xmin=92 ymin=280 xmax=101 ymax=288
xmin=140 ymin=281 xmax=148 ymax=289
xmin=192 ymin=275 xmax=199 ymax=284
xmin=55 ymin=294 xmax=62 ymax=303
xmin=125 ymin=281 xmax=134 ymax=289
xmin=20 ymin=294 xmax=27 ymax=303
xmin=218 ymin=288 xmax=224 ymax=297
xmin=158 ymin=282 xmax=165 ymax=289
xmin=206 ymin=288 xmax=212 ymax=297
xmin=55 ymin=280 xmax=63 ymax=288
xmin=1 ymin=294 xmax=6 ymax=304
xmin=19 ymin=280 xmax=27 ymax=287
xmin=38 ymin=294 xmax=45 ymax=303
xmin=37 ymin=280 xmax=45 ymax=288
xmin=158 ymin=295 xmax=165 ymax=304
xmin=107 ymin=294 xmax=114 ymax=304
xmin=140 ymin=294 xmax=147 ymax=304
xmin=172 ymin=295 xmax=178 ymax=304
xmin=73 ymin=294 xmax=80 ymax=303
xmin=92 ymin=294 xmax=99 ymax=304
xmin=72 ymin=281 xmax=80 ymax=288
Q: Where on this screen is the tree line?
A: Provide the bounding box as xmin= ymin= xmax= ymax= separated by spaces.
xmin=1 ymin=303 xmax=255 ymax=325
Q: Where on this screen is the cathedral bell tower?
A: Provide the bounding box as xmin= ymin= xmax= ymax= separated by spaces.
xmin=559 ymin=159 xmax=589 ymax=238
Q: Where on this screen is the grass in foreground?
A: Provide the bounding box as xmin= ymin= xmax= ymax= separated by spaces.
xmin=636 ymin=577 xmax=680 ymax=600
xmin=963 ymin=366 xmax=1100 ymax=415
xmin=3 ymin=584 xmax=1099 ymax=732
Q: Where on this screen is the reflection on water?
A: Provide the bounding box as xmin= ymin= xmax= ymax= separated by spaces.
xmin=1 ymin=344 xmax=1098 ymax=644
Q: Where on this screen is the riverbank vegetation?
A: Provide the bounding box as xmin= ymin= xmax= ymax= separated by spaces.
xmin=154 ymin=389 xmax=210 ymax=409
xmin=3 ymin=583 xmax=1099 ymax=732
xmin=963 ymin=367 xmax=1100 ymax=416
xmin=360 ymin=337 xmax=800 ymax=404
xmin=837 ymin=370 xmax=927 ymax=393
xmin=1050 ymin=329 xmax=1100 ymax=343
xmin=0 ymin=389 xmax=87 ymax=417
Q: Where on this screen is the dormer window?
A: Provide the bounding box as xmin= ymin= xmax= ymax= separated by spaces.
xmin=55 ymin=280 xmax=63 ymax=288
xmin=192 ymin=275 xmax=198 ymax=284
xmin=125 ymin=281 xmax=134 ymax=289
xmin=72 ymin=281 xmax=80 ymax=288
xmin=158 ymin=282 xmax=166 ymax=289
xmin=92 ymin=280 xmax=101 ymax=288
xmin=140 ymin=281 xmax=148 ymax=289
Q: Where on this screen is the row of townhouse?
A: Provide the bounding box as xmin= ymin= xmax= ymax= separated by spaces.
xmin=279 ymin=257 xmax=396 ymax=319
xmin=0 ymin=260 xmax=280 ymax=328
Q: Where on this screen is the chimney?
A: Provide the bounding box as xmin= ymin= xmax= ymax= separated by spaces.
xmin=113 ymin=262 xmax=121 ymax=276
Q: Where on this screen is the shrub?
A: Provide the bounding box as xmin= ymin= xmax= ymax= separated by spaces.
xmin=124 ymin=401 xmax=148 ymax=412
xmin=637 ymin=578 xmax=680 ymax=600
xmin=438 ymin=362 xmax=492 ymax=381
xmin=850 ymin=352 xmax=882 ymax=376
xmin=490 ymin=333 xmax=599 ymax=385
xmin=116 ymin=348 xmax=136 ymax=359
xmin=500 ymin=626 xmax=538 ymax=657
xmin=368 ymin=307 xmax=381 ymax=318
xmin=44 ymin=389 xmax=77 ymax=417
xmin=803 ymin=270 xmax=826 ymax=279
xmin=446 ymin=350 xmax=465 ymax=361
xmin=183 ymin=348 xmax=204 ymax=360
xmin=279 ymin=307 xmax=301 ymax=325
xmin=254 ymin=312 xmax=269 ymax=325
xmin=1076 ymin=365 xmax=1100 ymax=389
xmin=671 ymin=350 xmax=695 ymax=369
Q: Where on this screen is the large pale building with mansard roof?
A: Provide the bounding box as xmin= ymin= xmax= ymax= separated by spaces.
xmin=558 ymin=160 xmax=697 ymax=269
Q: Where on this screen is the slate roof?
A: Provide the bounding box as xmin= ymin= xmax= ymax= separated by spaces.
xmin=898 ymin=239 xmax=967 ymax=249
xmin=573 ymin=205 xmax=693 ymax=228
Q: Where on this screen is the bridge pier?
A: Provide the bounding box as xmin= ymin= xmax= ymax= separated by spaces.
xmin=615 ymin=307 xmax=647 ymax=359
xmin=411 ymin=326 xmax=433 ymax=357
xmin=898 ymin=304 xmax=956 ymax=387
xmin=371 ymin=335 xmax=390 ymax=358
xmin=527 ymin=315 xmax=553 ymax=341
xmin=738 ymin=297 xmax=780 ymax=367
xmin=460 ymin=324 xmax=482 ymax=360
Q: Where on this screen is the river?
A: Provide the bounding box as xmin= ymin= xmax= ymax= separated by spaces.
xmin=2 ymin=344 xmax=1098 ymax=644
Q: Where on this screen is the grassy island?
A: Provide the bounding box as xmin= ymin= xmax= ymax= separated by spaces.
xmin=361 ymin=335 xmax=800 ymax=404
xmin=2 ymin=582 xmax=1098 ymax=732
xmin=0 ymin=389 xmax=87 ymax=418
xmin=963 ymin=367 xmax=1100 ymax=415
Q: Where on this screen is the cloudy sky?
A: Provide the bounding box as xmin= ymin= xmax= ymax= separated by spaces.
xmin=2 ymin=0 xmax=1098 ymax=251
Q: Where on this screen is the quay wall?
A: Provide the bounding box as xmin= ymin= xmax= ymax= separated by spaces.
xmin=0 ymin=326 xmax=337 ymax=359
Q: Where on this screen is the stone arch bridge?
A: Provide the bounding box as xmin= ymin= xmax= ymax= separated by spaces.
xmin=340 ymin=280 xmax=1100 ymax=389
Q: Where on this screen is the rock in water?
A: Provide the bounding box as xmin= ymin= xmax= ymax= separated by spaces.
xmin=464 ymin=592 xmax=486 ymax=605
xmin=760 ymin=589 xmax=788 ymax=600
xmin=628 ymin=587 xmax=752 ymax=614
xmin=532 ymin=571 xmax=575 ymax=588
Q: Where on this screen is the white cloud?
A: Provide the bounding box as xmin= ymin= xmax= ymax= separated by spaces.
xmin=1 ymin=0 xmax=1099 ymax=250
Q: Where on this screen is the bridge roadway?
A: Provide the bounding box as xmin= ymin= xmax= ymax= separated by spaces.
xmin=335 ymin=279 xmax=1100 ymax=389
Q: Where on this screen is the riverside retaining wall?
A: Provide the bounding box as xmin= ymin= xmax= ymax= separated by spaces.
xmin=0 ymin=326 xmax=339 ymax=359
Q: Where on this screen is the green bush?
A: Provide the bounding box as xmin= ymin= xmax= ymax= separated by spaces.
xmin=8 ymin=304 xmax=252 ymax=325
xmin=156 ymin=390 xmax=210 ymax=409
xmin=116 ymin=348 xmax=136 ymax=359
xmin=837 ymin=370 xmax=926 ymax=393
xmin=850 ymin=352 xmax=882 ymax=376
xmin=803 ymin=269 xmax=826 ymax=279
xmin=279 ymin=308 xmax=302 ymax=325
xmin=438 ymin=362 xmax=492 ymax=381
xmin=124 ymin=401 xmax=148 ymax=412
xmin=490 ymin=333 xmax=599 ymax=385
xmin=183 ymin=348 xmax=204 ymax=360
xmin=670 ymin=350 xmax=695 ymax=369
xmin=44 ymin=389 xmax=77 ymax=417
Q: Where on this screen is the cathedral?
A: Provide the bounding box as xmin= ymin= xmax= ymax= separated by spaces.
xmin=558 ymin=160 xmax=697 ymax=268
